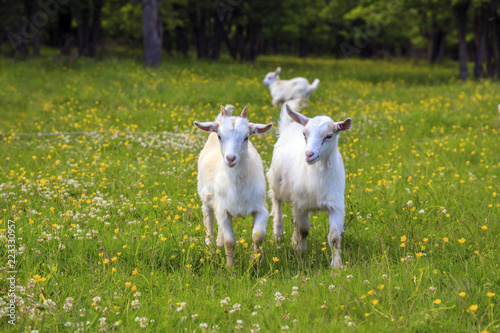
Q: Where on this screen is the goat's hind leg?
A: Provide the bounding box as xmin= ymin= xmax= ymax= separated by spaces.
xmin=251 ymin=209 xmax=269 ymax=264
xmin=328 ymin=208 xmax=344 ymax=269
xmin=202 ymin=205 xmax=216 ymax=247
xmin=291 ymin=209 xmax=309 ymax=253
xmin=271 ymin=196 xmax=284 ymax=243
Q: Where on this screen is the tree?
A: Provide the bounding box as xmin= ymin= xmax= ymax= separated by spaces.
xmin=143 ymin=0 xmax=163 ymax=67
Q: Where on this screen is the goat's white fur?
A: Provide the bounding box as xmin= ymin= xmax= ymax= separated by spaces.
xmin=266 ymin=100 xmax=352 ymax=268
xmin=194 ymin=105 xmax=273 ymax=267
xmin=262 ymin=67 xmax=320 ymax=106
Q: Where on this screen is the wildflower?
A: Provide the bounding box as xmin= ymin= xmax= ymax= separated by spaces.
xmin=321 ymin=301 xmax=328 ymax=309
xmin=372 ymin=300 xmax=379 ymax=305
xmin=251 ymin=324 xmax=261 ymax=332
xmin=234 ymin=319 xmax=244 ymax=330
xmin=135 ymin=317 xmax=148 ymax=328
xmin=272 ymin=257 xmax=279 ymax=262
xmin=346 ymin=275 xmax=353 ymax=281
xmin=282 ymin=312 xmax=290 ymax=320
xmin=131 ymin=299 xmax=140 ymax=309
xmin=220 ymin=297 xmax=231 ymax=306
xmin=406 ymin=200 xmax=413 ymax=208
xmin=199 ymin=323 xmax=208 ymax=331
xmin=329 ymin=285 xmax=336 ymax=291
xmin=281 ymin=325 xmax=290 ymax=332
xmin=486 ymin=292 xmax=495 ymax=298
xmin=458 ymin=238 xmax=465 ymax=244
xmin=232 ymin=303 xmax=241 ymax=312
xmin=434 ymin=299 xmax=441 ymax=304
xmin=469 ymin=304 xmax=478 ymax=312
xmin=63 ymin=297 xmax=74 ymax=312
xmin=443 ymin=237 xmax=449 ymax=242
xmin=419 ymin=209 xmax=425 ymax=214
xmin=459 ymin=292 xmax=466 ymax=297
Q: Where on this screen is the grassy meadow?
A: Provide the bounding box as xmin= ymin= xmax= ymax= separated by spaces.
xmin=0 ymin=54 xmax=499 ymax=332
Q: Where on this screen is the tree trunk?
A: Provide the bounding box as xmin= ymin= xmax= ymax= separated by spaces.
xmin=211 ymin=14 xmax=223 ymax=60
xmin=143 ymin=0 xmax=163 ymax=67
xmin=175 ymin=26 xmax=189 ymax=57
xmin=486 ymin=0 xmax=500 ymax=77
xmin=473 ymin=4 xmax=487 ymax=78
xmin=454 ymin=1 xmax=470 ymax=80
xmin=427 ymin=31 xmax=446 ymax=63
xmin=78 ymin=5 xmax=90 ymax=55
xmin=88 ymin=0 xmax=103 ymax=58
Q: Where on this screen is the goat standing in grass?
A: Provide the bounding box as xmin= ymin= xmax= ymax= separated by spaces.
xmin=194 ymin=105 xmax=273 ymax=268
xmin=262 ymin=67 xmax=320 ymax=106
xmin=267 ymin=100 xmax=352 ymax=268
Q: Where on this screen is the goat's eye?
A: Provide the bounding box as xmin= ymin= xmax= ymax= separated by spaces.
xmin=324 ymin=134 xmax=333 ymax=141
xmin=243 ymin=136 xmax=249 ymax=142
xmin=218 ymin=135 xmax=222 ymax=141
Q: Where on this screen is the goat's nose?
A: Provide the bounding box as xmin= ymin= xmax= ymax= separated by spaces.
xmin=226 ymin=155 xmax=236 ymax=164
xmin=305 ymin=151 xmax=314 ymax=158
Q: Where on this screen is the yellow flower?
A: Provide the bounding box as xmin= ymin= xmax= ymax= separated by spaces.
xmin=486 ymin=292 xmax=495 ymax=298
xmin=112 ymin=267 xmax=117 ymax=272
xmin=132 ymin=268 xmax=138 ymax=275
xmin=458 ymin=238 xmax=465 ymax=244
xmin=377 ymin=285 xmax=384 ymax=290
xmin=443 ymin=237 xmax=449 ymax=242
xmin=111 ymin=257 xmax=117 ymax=261
xmin=434 ymin=299 xmax=441 ymax=304
xmin=131 ymin=285 xmax=137 ymax=291
xmin=459 ymin=292 xmax=466 ymax=297
xmin=400 ymin=235 xmax=406 ymax=242
xmin=481 ymin=225 xmax=487 ymax=230
xmin=125 ymin=282 xmax=131 ymax=287
xmin=272 ymin=257 xmax=279 ymax=262
xmin=469 ymin=304 xmax=478 ymax=312
xmin=103 ymin=259 xmax=109 ymax=264
xmin=372 ymin=300 xmax=378 ymax=305
xmin=367 ymin=290 xmax=374 ymax=295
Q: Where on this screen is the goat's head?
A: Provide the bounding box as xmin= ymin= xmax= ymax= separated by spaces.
xmin=286 ymin=104 xmax=351 ymax=165
xmin=262 ymin=67 xmax=281 ymax=86
xmin=194 ymin=105 xmax=273 ymax=167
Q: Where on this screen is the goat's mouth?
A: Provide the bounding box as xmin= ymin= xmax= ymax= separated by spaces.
xmin=226 ymin=161 xmax=237 ymax=167
xmin=306 ymin=155 xmax=319 ymax=164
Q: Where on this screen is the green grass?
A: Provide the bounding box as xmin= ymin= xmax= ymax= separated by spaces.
xmin=0 ymin=54 xmax=499 ymax=332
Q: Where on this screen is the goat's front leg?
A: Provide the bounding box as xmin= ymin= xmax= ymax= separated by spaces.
xmin=251 ymin=209 xmax=269 ymax=264
xmin=328 ymin=208 xmax=344 ymax=269
xmin=291 ymin=209 xmax=309 ymax=252
xmin=217 ymin=211 xmax=235 ymax=268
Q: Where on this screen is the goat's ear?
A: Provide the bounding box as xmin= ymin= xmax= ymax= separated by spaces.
xmin=336 ymin=118 xmax=352 ymax=132
xmin=194 ymin=121 xmax=218 ymax=132
xmin=249 ymin=123 xmax=273 ymax=135
xmin=286 ymin=104 xmax=309 ymax=126
xmin=275 ymin=67 xmax=281 ymax=75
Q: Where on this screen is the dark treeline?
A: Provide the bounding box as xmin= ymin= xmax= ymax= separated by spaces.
xmin=0 ymin=0 xmax=499 ymax=79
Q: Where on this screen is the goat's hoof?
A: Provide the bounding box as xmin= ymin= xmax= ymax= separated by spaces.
xmin=332 ymin=257 xmax=342 ymax=269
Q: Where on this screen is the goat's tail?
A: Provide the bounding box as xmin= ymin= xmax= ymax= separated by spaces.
xmin=215 ymin=104 xmax=235 ymax=121
xmin=278 ymin=99 xmax=303 ymax=133
xmin=308 ymin=79 xmax=320 ymax=92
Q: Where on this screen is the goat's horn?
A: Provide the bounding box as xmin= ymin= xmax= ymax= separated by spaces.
xmin=240 ymin=106 xmax=248 ymax=118
xmin=220 ymin=105 xmax=229 ymax=117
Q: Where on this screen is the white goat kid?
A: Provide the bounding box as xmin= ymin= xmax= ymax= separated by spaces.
xmin=267 ymin=100 xmax=352 ymax=268
xmin=194 ymin=105 xmax=273 ymax=268
xmin=262 ymin=67 xmax=320 ymax=106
